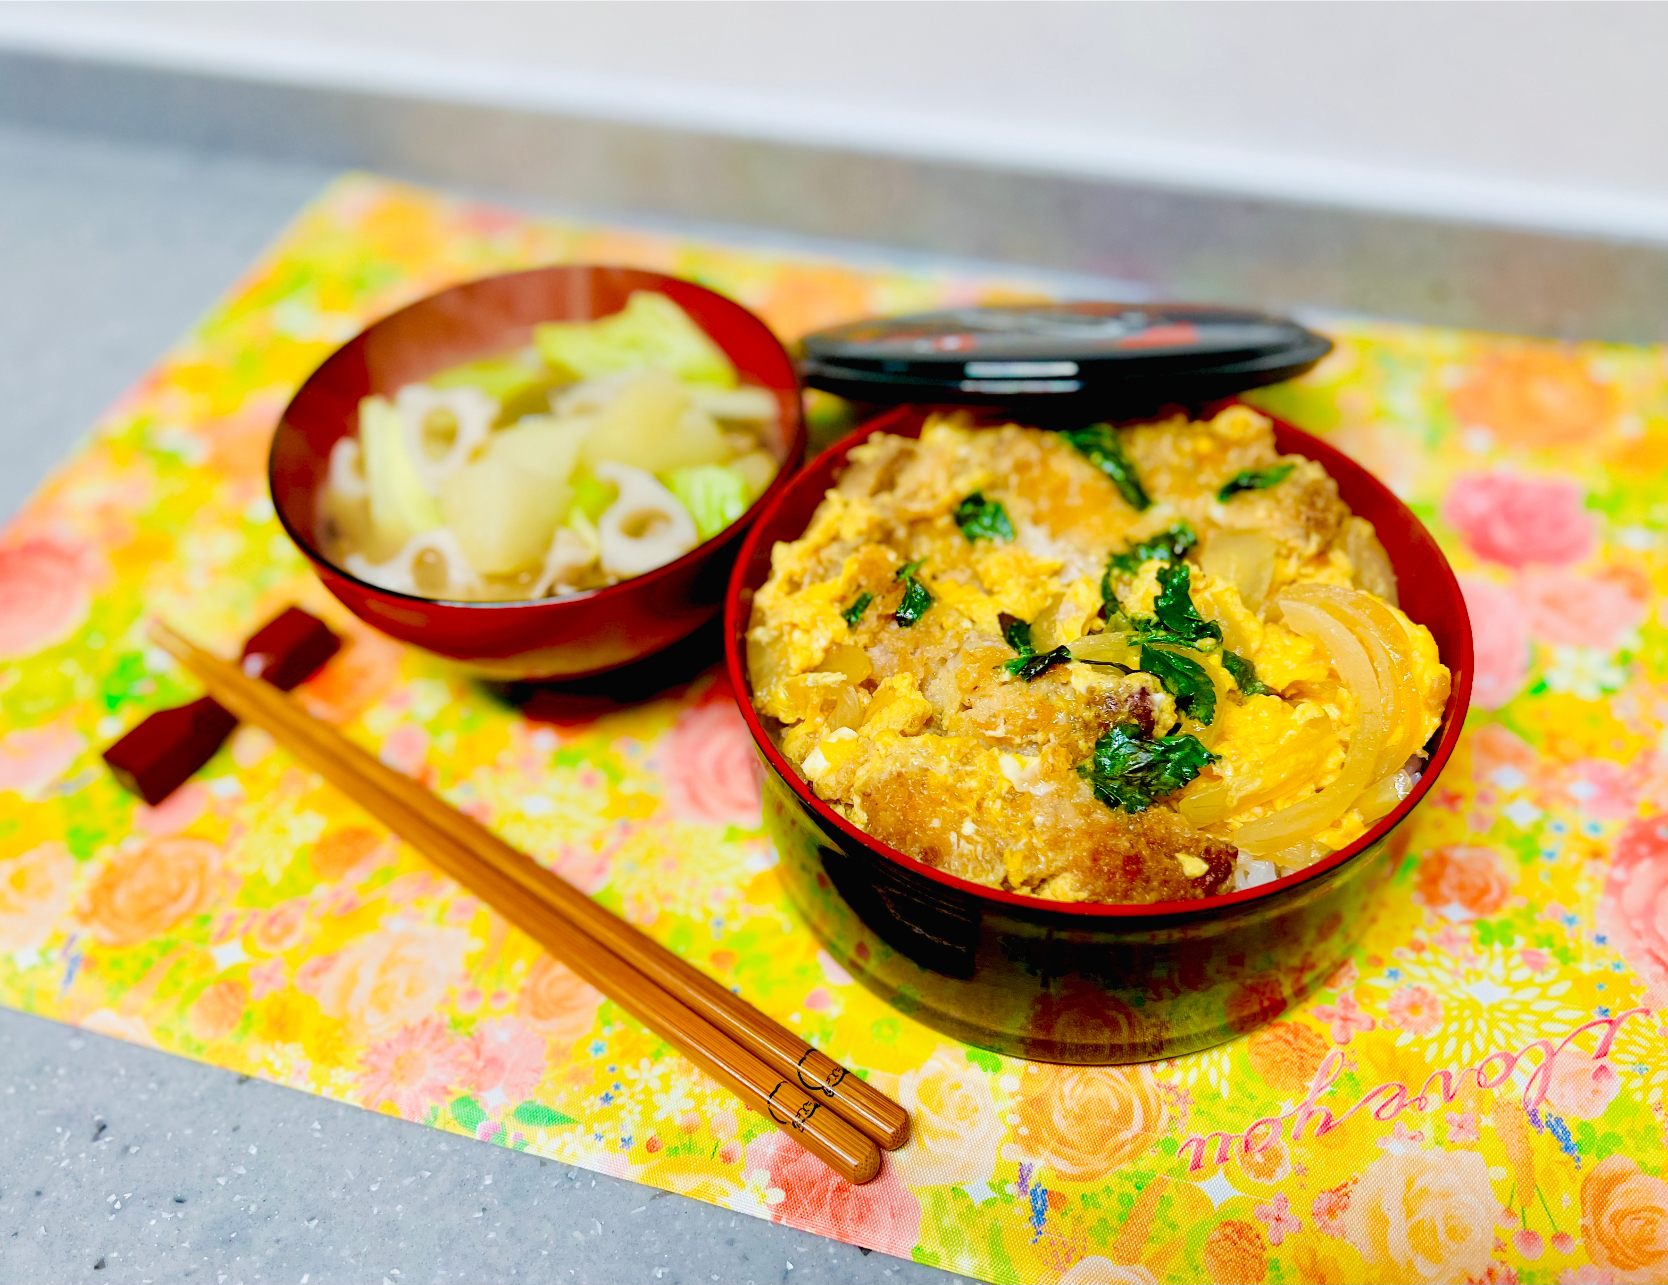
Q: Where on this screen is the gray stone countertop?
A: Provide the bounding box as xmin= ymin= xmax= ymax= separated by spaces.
xmin=0 ymin=121 xmax=967 ymax=1285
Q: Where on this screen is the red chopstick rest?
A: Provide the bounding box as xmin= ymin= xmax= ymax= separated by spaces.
xmin=103 ymin=606 xmax=341 ymax=805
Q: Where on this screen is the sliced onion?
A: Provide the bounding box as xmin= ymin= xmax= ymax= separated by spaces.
xmin=1068 ymin=631 xmax=1139 ymax=667
xmin=1264 ymin=838 xmax=1332 ymax=872
xmin=1357 ymin=767 xmax=1415 ymax=823
xmin=1205 ymin=598 xmax=1259 ymax=659
xmin=819 ymin=643 xmax=873 ymax=684
xmin=1176 ymin=776 xmax=1233 ymax=827
xmin=1200 ymin=531 xmax=1277 ymax=612
xmin=1231 ymin=598 xmax=1389 ymax=856
xmin=1177 ymin=707 xmax=1338 ymax=827
xmin=1284 ymin=582 xmax=1417 ymax=777
xmin=830 ymin=684 xmax=865 ymax=731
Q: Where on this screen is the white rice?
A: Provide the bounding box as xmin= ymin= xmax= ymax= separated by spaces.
xmin=1232 ymin=854 xmax=1280 ymax=891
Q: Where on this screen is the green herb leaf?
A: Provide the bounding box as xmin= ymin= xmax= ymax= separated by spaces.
xmin=1222 ymin=649 xmax=1273 ymax=695
xmin=1151 ymin=561 xmax=1223 ymax=649
xmin=1079 ymin=722 xmax=1216 ymax=813
xmin=1107 ymin=522 xmax=1197 ymax=578
xmin=998 ymin=610 xmax=1066 ymax=678
xmin=1005 ymin=645 xmax=1072 ymax=681
xmin=1139 ymin=644 xmax=1217 ymax=724
xmin=842 ymin=592 xmax=874 ymax=627
xmin=954 ymin=492 xmax=1015 ymax=543
xmin=1217 ymin=462 xmax=1295 ymax=502
xmin=896 ymin=579 xmax=933 ymax=627
xmin=893 ymin=560 xmax=933 ymax=627
xmin=1099 ymin=524 xmax=1217 ymax=644
xmin=1063 ymin=423 xmax=1150 ymax=512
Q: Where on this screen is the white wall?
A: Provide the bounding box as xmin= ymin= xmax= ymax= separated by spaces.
xmin=3 ymin=1 xmax=1666 ymax=241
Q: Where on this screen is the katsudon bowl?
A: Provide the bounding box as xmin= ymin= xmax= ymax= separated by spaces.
xmin=724 ymin=403 xmax=1473 ymax=1064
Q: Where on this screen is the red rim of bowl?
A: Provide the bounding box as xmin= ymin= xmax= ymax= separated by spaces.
xmin=724 ymin=403 xmax=1475 ymax=921
xmin=270 ymin=265 xmax=808 ymax=613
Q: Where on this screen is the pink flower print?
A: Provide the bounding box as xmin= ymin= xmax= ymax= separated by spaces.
xmin=356 ymin=1017 xmax=467 ymax=1118
xmin=0 ymin=718 xmax=86 ymax=797
xmin=462 ymin=1017 xmax=548 ymax=1109
xmin=0 ymin=539 xmax=95 ymax=659
xmin=133 ymin=782 xmax=210 ymax=836
xmin=1443 ymin=472 xmax=1594 ymax=569
xmin=1459 ymin=577 xmax=1532 ymax=711
xmin=1384 ymin=984 xmax=1444 ymax=1036
xmin=1559 ymin=1266 xmax=1618 ymax=1283
xmin=293 ymin=952 xmax=338 ymax=998
xmin=1519 ymin=947 xmax=1552 ymax=972
xmin=248 ymin=957 xmax=288 ymax=1001
xmin=1595 ymin=815 xmax=1668 ymax=1007
xmin=658 ymin=700 xmax=763 ymax=828
xmin=1522 ymin=570 xmax=1646 ymax=651
xmin=745 ymin=1128 xmax=922 ymax=1260
xmin=1377 ymin=1118 xmax=1427 ymax=1152
xmin=1255 ymin=1192 xmax=1302 ymax=1246
xmin=252 ymin=900 xmax=310 ymax=955
xmin=1312 ymin=1180 xmax=1354 ymax=1237
xmin=1516 ymin=1228 xmax=1545 ymax=1260
xmin=1561 ymin=758 xmax=1642 ymax=823
xmin=1311 ymin=991 xmax=1375 ymax=1045
xmin=1448 ymin=1111 xmax=1481 ymax=1144
xmin=378 ymin=723 xmax=430 ymax=779
xmin=550 ymin=843 xmax=612 ymax=898
xmin=1545 ymin=1050 xmax=1621 ymax=1120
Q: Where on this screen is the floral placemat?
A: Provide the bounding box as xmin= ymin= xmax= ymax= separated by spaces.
xmin=2 ymin=174 xmax=1666 ymax=1285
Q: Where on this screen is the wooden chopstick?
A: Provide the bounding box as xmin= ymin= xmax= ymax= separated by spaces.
xmin=151 ymin=618 xmax=907 ymax=1152
xmin=149 ymin=620 xmax=897 ymax=1182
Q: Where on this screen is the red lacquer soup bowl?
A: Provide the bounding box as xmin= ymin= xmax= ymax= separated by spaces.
xmin=724 ymin=404 xmax=1473 ymax=1064
xmin=270 ymin=265 xmax=806 ymax=681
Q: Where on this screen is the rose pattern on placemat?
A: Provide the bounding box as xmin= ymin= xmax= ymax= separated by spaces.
xmin=2 ymin=175 xmax=1666 ymax=1283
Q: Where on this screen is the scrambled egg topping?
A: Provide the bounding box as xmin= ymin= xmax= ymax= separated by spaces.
xmin=747 ymin=407 xmax=1449 ymax=904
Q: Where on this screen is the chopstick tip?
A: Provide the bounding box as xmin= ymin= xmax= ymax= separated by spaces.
xmin=145 ymin=617 xmax=202 ymax=666
xmin=145 ymin=617 xmax=185 ymax=655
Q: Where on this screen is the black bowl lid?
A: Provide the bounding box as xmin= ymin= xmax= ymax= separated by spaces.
xmin=799 ymin=302 xmax=1331 ymax=414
